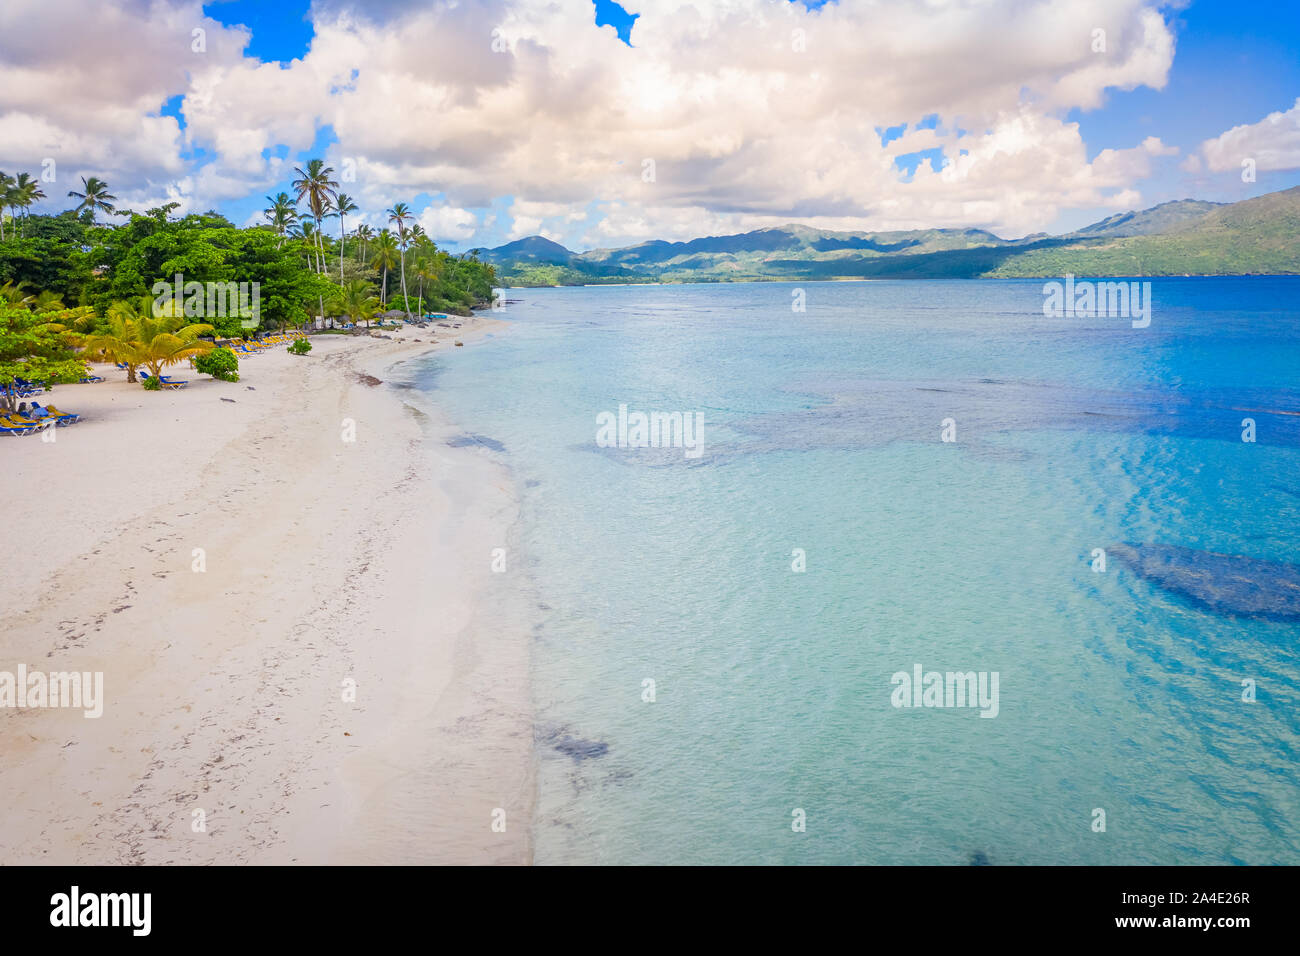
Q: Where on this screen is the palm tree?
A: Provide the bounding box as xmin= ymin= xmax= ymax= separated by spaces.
xmin=329 ymin=279 xmax=381 ymax=330
xmin=81 ymin=300 xmax=150 ymax=382
xmin=13 ymin=173 xmax=44 ymax=236
xmin=67 ymin=176 xmax=117 ymax=219
xmin=354 ymin=224 xmax=374 ymax=266
xmin=413 ymin=253 xmax=441 ymax=314
xmin=291 ymin=220 xmax=320 ymax=268
xmin=370 ymin=230 xmax=399 ymax=307
xmin=291 ymin=159 xmax=339 ymax=326
xmin=263 ymin=192 xmax=299 ymax=247
xmin=334 ymin=193 xmax=358 ymax=281
xmin=318 ymin=196 xmax=337 ymax=273
xmin=291 ymin=159 xmax=338 ymax=275
xmin=412 ymin=253 xmax=427 ymax=312
xmin=0 ymin=172 xmax=13 ymax=240
xmin=0 ymin=279 xmax=32 ymax=307
xmin=32 ymin=290 xmax=64 ymax=311
xmin=85 ymin=298 xmax=214 ymax=386
xmin=387 ymin=202 xmax=413 ymax=319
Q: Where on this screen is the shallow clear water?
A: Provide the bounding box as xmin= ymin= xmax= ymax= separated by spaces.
xmin=409 ymin=278 xmax=1300 ymax=865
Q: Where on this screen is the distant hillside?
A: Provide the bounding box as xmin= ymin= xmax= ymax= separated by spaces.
xmin=989 ymin=186 xmax=1300 ymax=277
xmin=486 ymin=235 xmax=575 ymax=264
xmin=485 ymin=186 xmax=1300 ymax=284
xmin=1069 ymin=199 xmax=1223 ymax=238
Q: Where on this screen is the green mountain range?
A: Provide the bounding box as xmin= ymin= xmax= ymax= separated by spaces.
xmin=482 ymin=187 xmax=1300 ymax=285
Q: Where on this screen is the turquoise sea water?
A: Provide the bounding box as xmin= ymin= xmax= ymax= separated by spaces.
xmin=407 ymin=278 xmax=1300 ymax=865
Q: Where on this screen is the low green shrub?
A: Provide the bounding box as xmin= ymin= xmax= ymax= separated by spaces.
xmin=195 ymin=347 xmax=240 ymax=382
xmin=287 ymin=338 xmax=312 ymax=355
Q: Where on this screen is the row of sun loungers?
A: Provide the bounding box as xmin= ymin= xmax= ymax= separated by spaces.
xmin=4 ymin=331 xmax=312 ymax=435
xmin=1 ymin=402 xmax=80 ymax=435
xmin=224 ymin=331 xmax=308 ymax=354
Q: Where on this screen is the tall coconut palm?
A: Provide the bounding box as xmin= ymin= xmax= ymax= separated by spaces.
xmin=290 ymin=220 xmax=320 ymax=266
xmin=67 ymin=176 xmax=117 ymax=219
xmin=370 ymin=230 xmax=399 ymax=307
xmin=318 ymin=196 xmax=337 ymax=274
xmin=329 ymin=279 xmax=381 ymax=330
xmin=291 ymin=159 xmax=338 ymax=275
xmin=0 ymin=172 xmax=13 ymax=240
xmin=334 ymin=193 xmax=358 ymax=281
xmin=387 ymin=202 xmax=413 ymax=319
xmin=14 ymin=173 xmax=44 ymax=236
xmin=263 ymin=192 xmax=299 ymax=247
xmin=412 ymin=253 xmax=428 ymax=313
xmin=354 ymin=224 xmax=374 ymax=266
xmin=394 ymin=228 xmax=414 ymax=316
xmin=413 ymin=253 xmax=441 ymax=314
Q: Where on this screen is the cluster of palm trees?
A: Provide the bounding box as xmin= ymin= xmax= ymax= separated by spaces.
xmin=2 ymin=285 xmax=212 ymax=389
xmin=3 ymin=158 xmax=488 ymax=330
xmin=266 ymin=159 xmax=452 ymax=322
xmin=0 ymin=171 xmax=47 ymax=240
xmin=1 ymin=171 xmax=119 ymax=240
xmin=80 ymin=295 xmax=214 ymax=384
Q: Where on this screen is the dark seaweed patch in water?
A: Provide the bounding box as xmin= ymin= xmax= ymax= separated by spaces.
xmin=1110 ymin=542 xmax=1300 ymax=622
xmin=968 ymin=850 xmax=991 ymax=866
xmin=447 ymin=433 xmax=505 ymax=452
xmin=554 ymin=737 xmax=609 ymax=761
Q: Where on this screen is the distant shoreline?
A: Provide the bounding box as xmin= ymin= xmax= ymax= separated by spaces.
xmin=508 ymin=272 xmax=1300 ymax=290
xmin=488 ymin=185 xmax=1300 ymax=286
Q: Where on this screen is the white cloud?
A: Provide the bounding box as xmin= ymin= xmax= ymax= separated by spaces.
xmin=0 ymin=0 xmax=258 ymax=210
xmin=418 ymin=202 xmax=478 ymax=242
xmin=1198 ymin=98 xmax=1300 ymax=174
xmin=1 ymin=0 xmax=1190 ymax=242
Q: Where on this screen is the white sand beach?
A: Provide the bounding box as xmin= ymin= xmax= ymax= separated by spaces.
xmin=0 ymin=317 xmax=535 ymax=864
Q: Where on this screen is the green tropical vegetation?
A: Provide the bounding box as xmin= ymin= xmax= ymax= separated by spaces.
xmin=0 ymin=161 xmax=499 ymax=401
xmin=0 ymin=303 xmax=89 ymax=412
xmin=193 ymin=346 xmax=240 ymax=382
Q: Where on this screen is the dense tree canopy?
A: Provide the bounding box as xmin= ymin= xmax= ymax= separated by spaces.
xmin=0 ymin=164 xmax=500 ymax=377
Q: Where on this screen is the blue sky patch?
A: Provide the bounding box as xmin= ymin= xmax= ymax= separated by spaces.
xmin=593 ymin=0 xmax=638 ymax=46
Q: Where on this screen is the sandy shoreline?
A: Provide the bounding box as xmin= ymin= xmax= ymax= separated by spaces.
xmin=0 ymin=316 xmax=535 ymax=864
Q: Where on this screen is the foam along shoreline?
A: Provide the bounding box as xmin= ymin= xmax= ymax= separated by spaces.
xmin=0 ymin=315 xmax=535 ymax=864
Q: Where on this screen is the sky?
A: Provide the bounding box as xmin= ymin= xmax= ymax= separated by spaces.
xmin=1 ymin=0 xmax=1298 ymax=252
